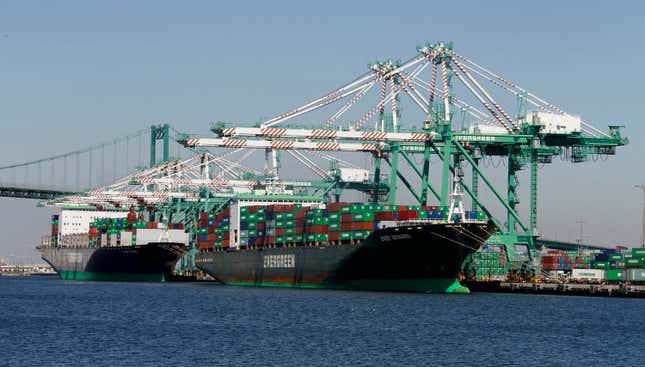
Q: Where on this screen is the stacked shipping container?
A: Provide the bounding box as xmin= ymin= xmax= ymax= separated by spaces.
xmin=196 ymin=202 xmax=488 ymax=253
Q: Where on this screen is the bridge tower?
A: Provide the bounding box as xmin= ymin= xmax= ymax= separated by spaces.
xmin=150 ymin=124 xmax=170 ymax=167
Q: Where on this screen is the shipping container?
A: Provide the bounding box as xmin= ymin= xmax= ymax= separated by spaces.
xmin=571 ymin=269 xmax=605 ymax=282
xmin=626 ymin=269 xmax=645 ymax=282
xmin=606 ymin=269 xmax=624 ymax=282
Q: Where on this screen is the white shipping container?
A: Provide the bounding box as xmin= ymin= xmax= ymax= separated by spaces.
xmin=571 ymin=269 xmax=605 ymax=281
xmin=120 ymin=231 xmax=132 ymax=247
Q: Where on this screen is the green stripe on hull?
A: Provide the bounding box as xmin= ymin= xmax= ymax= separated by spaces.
xmin=58 ymin=270 xmax=165 ymax=282
xmin=223 ymin=278 xmax=470 ymax=293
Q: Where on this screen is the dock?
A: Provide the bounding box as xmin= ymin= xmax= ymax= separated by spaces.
xmin=465 ymin=281 xmax=645 ymax=298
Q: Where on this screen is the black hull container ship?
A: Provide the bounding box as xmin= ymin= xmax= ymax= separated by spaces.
xmin=195 ymin=201 xmax=495 ymax=293
xmin=39 ymin=243 xmax=187 ymax=282
xmin=39 ymin=208 xmax=188 ymax=282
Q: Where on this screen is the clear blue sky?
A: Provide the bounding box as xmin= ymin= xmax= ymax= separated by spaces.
xmin=0 ymin=0 xmax=644 ymax=261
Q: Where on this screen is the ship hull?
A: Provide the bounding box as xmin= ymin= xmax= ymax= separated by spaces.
xmin=196 ymin=222 xmax=494 ymax=293
xmin=38 ymin=243 xmax=187 ymax=282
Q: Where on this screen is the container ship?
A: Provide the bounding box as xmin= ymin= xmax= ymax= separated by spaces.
xmin=195 ymin=200 xmax=494 ymax=293
xmin=38 ymin=207 xmax=188 ymax=282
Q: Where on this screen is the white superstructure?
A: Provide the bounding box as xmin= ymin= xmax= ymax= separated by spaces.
xmin=59 ymin=209 xmax=128 ymax=236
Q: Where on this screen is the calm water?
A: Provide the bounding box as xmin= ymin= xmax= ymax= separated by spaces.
xmin=0 ymin=276 xmax=643 ymax=366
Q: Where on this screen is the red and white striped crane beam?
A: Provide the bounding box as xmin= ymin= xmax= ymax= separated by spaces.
xmin=181 ymin=137 xmax=386 ymax=153
xmin=137 ymin=177 xmax=316 ymax=188
xmin=214 ymin=127 xmax=437 ymax=142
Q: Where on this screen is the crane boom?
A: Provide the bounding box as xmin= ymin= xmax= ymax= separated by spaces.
xmin=181 ymin=137 xmax=386 ymax=153
xmin=213 ymin=127 xmax=437 ymax=142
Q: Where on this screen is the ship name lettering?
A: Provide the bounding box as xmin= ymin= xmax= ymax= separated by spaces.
xmin=263 ymin=254 xmax=295 ymax=268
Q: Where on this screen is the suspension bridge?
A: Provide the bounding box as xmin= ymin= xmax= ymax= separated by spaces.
xmin=0 ymin=124 xmax=198 ymax=200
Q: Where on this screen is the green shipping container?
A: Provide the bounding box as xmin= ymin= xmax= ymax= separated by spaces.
xmin=328 ymin=213 xmax=341 ymax=222
xmin=625 ymin=259 xmax=640 ymax=267
xmin=315 ymin=233 xmax=329 ymax=242
xmin=329 ymin=223 xmax=340 ymax=231
xmin=606 ymin=269 xmax=624 ymax=281
xmin=275 ymin=213 xmax=285 ymax=220
xmin=353 ymin=212 xmax=375 ymax=221
xmin=340 ymin=232 xmax=352 ymax=240
xmin=593 ymin=261 xmax=609 ymax=269
xmin=632 ymin=248 xmax=645 ymax=257
xmin=285 ymin=228 xmax=295 ymax=235
xmin=313 ymin=217 xmax=329 ymax=225
xmin=610 ymin=254 xmax=624 ymax=261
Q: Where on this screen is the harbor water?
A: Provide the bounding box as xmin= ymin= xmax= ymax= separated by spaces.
xmin=1 ymin=276 xmax=643 ymax=366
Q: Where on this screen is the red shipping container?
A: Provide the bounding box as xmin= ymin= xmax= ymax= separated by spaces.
xmin=327 ymin=202 xmax=349 ymax=213
xmin=341 ymin=214 xmax=354 ymax=223
xmin=207 ymin=234 xmax=217 ymax=241
xmin=222 ymin=239 xmax=230 ymax=248
xmin=374 ymin=211 xmax=394 ymax=221
xmin=542 ymin=257 xmax=559 ymax=264
xmin=356 ymin=222 xmax=372 ymax=231
xmin=398 ymin=205 xmax=408 ymax=211
xmin=329 ymin=231 xmax=340 ymax=241
xmin=200 ymin=212 xmax=209 ymax=220
xmin=222 ymin=232 xmax=230 ymax=240
xmin=296 ymin=227 xmax=305 ymax=234
xmin=341 ymin=223 xmax=353 ymax=231
xmin=295 ymin=210 xmax=307 ymax=219
xmin=222 ymin=208 xmax=230 ymax=216
xmin=256 ymin=222 xmax=266 ymax=231
xmin=266 ymin=237 xmax=275 ymax=245
xmin=398 ymin=210 xmax=418 ymax=220
xmin=295 ymin=219 xmax=306 ymax=227
xmin=276 ymin=228 xmax=286 ymax=236
xmin=208 ymin=226 xmax=215 ymax=234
